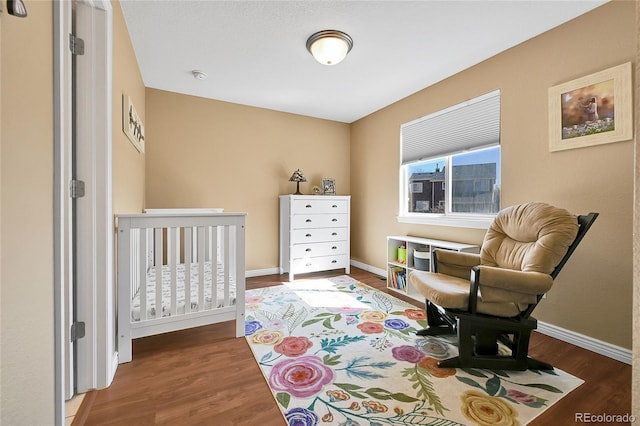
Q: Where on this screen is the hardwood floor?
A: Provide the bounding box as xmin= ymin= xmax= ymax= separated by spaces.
xmin=75 ymin=267 xmax=631 ymax=425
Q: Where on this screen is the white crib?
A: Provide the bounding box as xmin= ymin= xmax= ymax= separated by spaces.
xmin=116 ymin=210 xmax=246 ymax=363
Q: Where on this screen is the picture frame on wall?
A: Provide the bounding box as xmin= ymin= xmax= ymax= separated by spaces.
xmin=322 ymin=178 xmax=336 ymax=195
xmin=122 ymin=94 xmax=145 ymax=153
xmin=548 ymin=62 xmax=632 ymax=152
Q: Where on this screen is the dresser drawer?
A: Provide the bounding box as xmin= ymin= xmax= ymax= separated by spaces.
xmin=292 ymin=255 xmax=350 ymax=274
xmin=292 ymin=214 xmax=348 ymax=229
xmin=291 ymin=227 xmax=348 ymax=244
xmin=292 ymin=241 xmax=348 ymax=259
xmin=292 ymin=199 xmax=348 ymax=214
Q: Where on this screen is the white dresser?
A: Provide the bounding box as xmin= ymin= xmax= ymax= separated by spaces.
xmin=279 ymin=195 xmax=351 ymax=281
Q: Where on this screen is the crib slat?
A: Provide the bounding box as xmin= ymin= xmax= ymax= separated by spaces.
xmin=139 ymin=229 xmax=147 ymax=321
xmin=130 ymin=230 xmax=138 ymax=302
xmin=190 ymin=226 xmax=198 ymax=263
xmin=211 ymin=226 xmax=218 ymax=308
xmin=223 ymin=225 xmax=231 ymax=306
xmin=184 ymin=227 xmax=192 ymax=314
xmin=205 ymin=226 xmax=211 ymax=263
xmin=169 ymin=227 xmax=178 ymax=316
xmin=197 ymin=226 xmax=205 ymax=312
xmin=155 ymin=228 xmax=163 ymax=319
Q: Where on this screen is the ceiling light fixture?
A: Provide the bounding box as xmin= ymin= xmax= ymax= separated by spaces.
xmin=306 ymin=30 xmax=353 ymax=66
xmin=191 ymin=70 xmax=208 ymax=80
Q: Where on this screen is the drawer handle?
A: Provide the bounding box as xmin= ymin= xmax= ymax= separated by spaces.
xmin=332 ymin=205 xmax=338 ymax=208
xmin=306 ymin=204 xmax=312 ymax=208
xmin=331 ymin=218 xmax=338 ymax=222
xmin=306 ymin=219 xmax=312 ymax=223
xmin=331 ymin=260 xmax=337 ymax=264
xmin=332 ymin=232 xmax=338 ymax=236
xmin=305 ymin=233 xmax=312 ymax=237
xmin=332 ymin=246 xmax=337 ymax=250
xmin=305 ymin=248 xmax=312 ymax=252
xmin=306 ymin=263 xmax=312 ymax=267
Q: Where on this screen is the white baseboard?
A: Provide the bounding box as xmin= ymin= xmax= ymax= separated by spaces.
xmin=536 ymin=321 xmax=631 ymax=365
xmin=349 ymin=260 xmax=632 ymax=365
xmin=246 ymin=267 xmax=281 ymax=278
xmin=350 ymin=259 xmax=386 ymax=277
xmin=246 ymin=261 xmax=388 ymax=279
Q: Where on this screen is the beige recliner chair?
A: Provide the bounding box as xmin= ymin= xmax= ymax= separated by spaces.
xmin=408 ymin=202 xmax=598 ymax=371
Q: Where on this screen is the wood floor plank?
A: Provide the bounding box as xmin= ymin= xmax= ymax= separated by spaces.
xmin=76 ymin=267 xmax=631 ymax=425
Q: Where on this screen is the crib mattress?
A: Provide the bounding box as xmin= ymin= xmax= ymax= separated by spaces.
xmin=131 ymin=261 xmax=236 ymax=322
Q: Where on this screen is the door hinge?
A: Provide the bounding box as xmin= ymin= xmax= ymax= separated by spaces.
xmin=71 ymin=321 xmax=86 ymax=342
xmin=69 ymin=34 xmax=85 ymax=55
xmin=70 ymin=180 xmax=85 ymax=198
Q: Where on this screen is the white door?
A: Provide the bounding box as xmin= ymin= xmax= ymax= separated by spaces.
xmin=54 ymin=1 xmax=114 ymax=410
xmin=73 ymin=0 xmax=115 ymax=394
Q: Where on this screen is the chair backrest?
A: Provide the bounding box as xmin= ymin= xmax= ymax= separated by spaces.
xmin=480 ymin=202 xmax=580 ymax=274
xmin=520 ymin=210 xmax=598 ymax=318
xmin=550 ymin=212 xmax=598 ymax=279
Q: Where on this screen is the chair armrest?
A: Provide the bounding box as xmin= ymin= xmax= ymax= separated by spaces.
xmin=473 ymin=265 xmax=553 ymax=305
xmin=434 ymin=250 xmax=481 ymax=279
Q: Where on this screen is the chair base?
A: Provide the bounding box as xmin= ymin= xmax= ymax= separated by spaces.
xmin=416 ymin=300 xmax=456 ymax=336
xmin=415 ymin=300 xmax=554 ymax=371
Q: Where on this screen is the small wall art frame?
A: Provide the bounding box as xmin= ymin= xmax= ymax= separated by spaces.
xmin=122 ymin=94 xmax=145 ymax=153
xmin=322 ymin=178 xmax=335 ymax=195
xmin=548 ymin=62 xmax=632 ymax=152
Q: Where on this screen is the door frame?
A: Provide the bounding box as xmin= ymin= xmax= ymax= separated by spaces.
xmin=53 ymin=1 xmax=73 ymax=422
xmin=54 ymin=0 xmax=114 ymax=419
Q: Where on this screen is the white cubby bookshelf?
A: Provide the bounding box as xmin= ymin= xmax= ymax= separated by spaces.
xmin=386 ymin=235 xmax=480 ymax=302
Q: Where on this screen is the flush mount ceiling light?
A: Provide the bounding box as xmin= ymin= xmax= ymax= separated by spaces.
xmin=191 ymin=70 xmax=208 ymax=80
xmin=306 ymin=30 xmax=353 ymax=66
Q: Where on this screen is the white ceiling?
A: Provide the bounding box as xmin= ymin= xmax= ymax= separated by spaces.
xmin=120 ymin=0 xmax=608 ymax=123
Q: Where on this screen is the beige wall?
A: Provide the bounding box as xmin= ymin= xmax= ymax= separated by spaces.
xmin=0 ymin=1 xmax=55 ymax=423
xmin=145 ymin=89 xmax=350 ymax=270
xmin=351 ymin=1 xmax=634 ymax=349
xmin=112 ymin=0 xmax=145 ymax=214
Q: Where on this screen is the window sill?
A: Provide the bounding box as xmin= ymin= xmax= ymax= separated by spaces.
xmin=397 ymin=214 xmax=494 ymax=229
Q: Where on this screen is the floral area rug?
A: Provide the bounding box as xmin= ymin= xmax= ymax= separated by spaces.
xmin=244 ymin=276 xmax=583 ymax=426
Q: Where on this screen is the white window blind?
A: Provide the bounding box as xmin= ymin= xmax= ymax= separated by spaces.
xmin=401 ymin=90 xmax=500 ymax=165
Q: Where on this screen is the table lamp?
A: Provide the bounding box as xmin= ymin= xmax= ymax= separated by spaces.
xmin=288 ymin=169 xmax=307 ymax=195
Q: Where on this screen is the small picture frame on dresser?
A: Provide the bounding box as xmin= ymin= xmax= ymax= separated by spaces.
xmin=322 ymin=178 xmax=335 ymax=195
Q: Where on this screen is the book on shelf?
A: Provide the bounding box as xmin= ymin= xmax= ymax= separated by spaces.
xmin=389 ymin=266 xmax=406 ymax=290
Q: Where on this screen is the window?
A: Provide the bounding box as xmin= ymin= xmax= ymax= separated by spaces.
xmin=411 ymin=182 xmax=423 ymax=193
xmin=399 ymin=91 xmax=501 ymax=227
